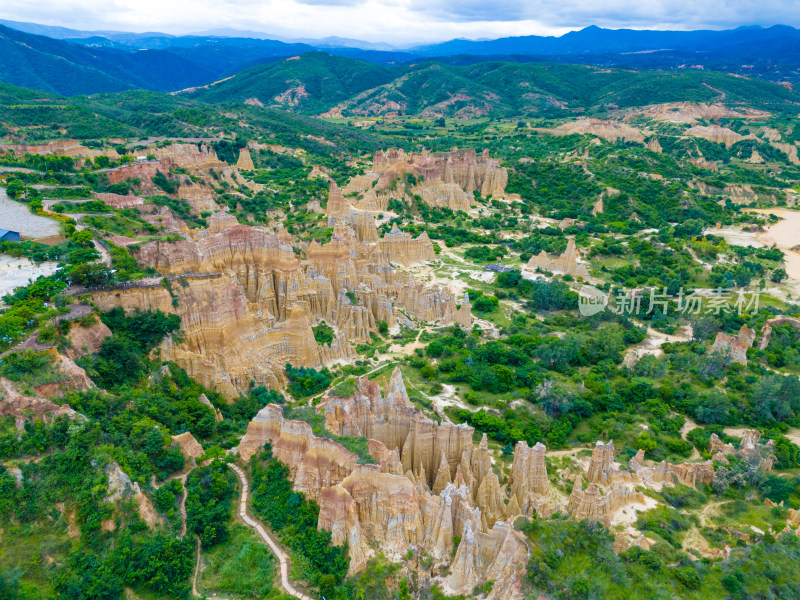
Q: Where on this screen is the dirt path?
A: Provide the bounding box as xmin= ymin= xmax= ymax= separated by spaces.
xmin=191 ymin=536 xmax=202 ymax=597
xmin=92 ymin=240 xmax=112 ymax=267
xmin=177 ymin=474 xmax=188 ymax=538
xmin=699 ymin=501 xmax=727 ymax=527
xmin=680 ymin=418 xmax=702 ymax=460
xmin=228 ymin=463 xmax=314 ymax=600
xmin=785 ymin=429 xmax=800 ymax=446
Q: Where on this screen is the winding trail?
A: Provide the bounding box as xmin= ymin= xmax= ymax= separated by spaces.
xmin=227 ymin=463 xmax=314 ymax=600
xmin=177 ymin=474 xmax=188 ymax=538
xmin=191 ymin=536 xmax=202 ymax=597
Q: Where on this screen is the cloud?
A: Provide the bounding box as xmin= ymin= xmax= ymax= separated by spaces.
xmin=0 ymin=0 xmax=798 ymax=44
xmin=406 ymin=0 xmax=800 ymax=29
xmin=294 ymin=0 xmax=366 ymax=6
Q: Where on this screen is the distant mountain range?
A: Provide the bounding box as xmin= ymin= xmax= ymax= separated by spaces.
xmin=1 ymin=19 xmax=799 ymax=96
xmin=184 ymin=53 xmax=799 ymax=119
xmin=412 ymin=25 xmax=800 ymax=56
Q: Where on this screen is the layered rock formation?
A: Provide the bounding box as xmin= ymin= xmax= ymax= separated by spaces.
xmin=455 ymin=292 xmax=472 ymax=329
xmin=647 ymin=138 xmax=663 ymax=153
xmin=448 ymin=519 xmax=528 ymax=597
xmin=629 ymin=450 xmax=714 ymax=487
xmin=710 ymin=324 xmax=756 ymax=365
xmin=0 ymin=140 xmax=119 ymax=160
xmin=325 ymin=179 xmax=437 ymax=265
xmin=106 ymin=144 xmax=246 ymax=194
xmin=139 ymin=204 xmax=189 ymax=234
xmin=89 ymin=212 xmax=457 ymax=396
xmin=33 ymin=353 xmax=94 ymax=399
xmin=236 ymin=148 xmax=255 ymax=170
xmin=621 ymin=102 xmax=769 ymax=125
xmin=550 ymin=118 xmax=646 ymax=143
xmin=93 ymin=276 xmax=334 ymax=396
xmin=0 ymin=376 xmax=79 ymax=428
xmin=710 ymin=430 xmax=775 ymax=470
xmin=105 ymin=161 xmax=168 ymax=194
xmin=689 ymin=180 xmax=779 ymax=204
xmin=178 ymin=181 xmax=220 ymax=215
xmin=378 ymin=225 xmax=436 ymax=266
xmin=172 ymin=431 xmax=204 ymax=465
xmin=106 ymin=462 xmax=162 ymax=528
xmin=587 ymin=440 xmax=618 ymax=484
xmin=237 ymin=403 xmax=358 ymax=495
xmin=566 ymin=480 xmax=646 ymax=527
xmin=411 ymin=180 xmax=474 ymax=211
xmin=92 ymin=192 xmax=144 ymax=210
xmin=788 ymin=508 xmax=800 ymax=530
xmin=245 ymin=369 xmax=532 ymax=598
xmin=236 ymin=368 xmax=721 ymax=595
xmin=372 ymin=148 xmax=507 ymax=199
xmin=686 ymin=125 xmax=748 ymax=147
xmin=325 ymin=181 xmax=348 ymax=222
xmin=508 ymin=441 xmax=557 ymax=516
xmin=527 ymin=238 xmax=589 ymax=278
xmin=758 ymin=316 xmax=800 ymax=350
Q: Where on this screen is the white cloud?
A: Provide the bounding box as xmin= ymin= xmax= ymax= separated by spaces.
xmin=0 ymin=0 xmax=796 ymax=44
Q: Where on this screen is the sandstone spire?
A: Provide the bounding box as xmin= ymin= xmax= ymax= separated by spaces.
xmin=326 ymin=180 xmax=348 ymax=222
xmin=432 ymin=450 xmax=452 ymax=495
xmin=455 ymin=291 xmax=472 ymax=329
xmin=509 ymin=441 xmax=549 ymax=512
xmin=386 ymin=366 xmax=412 ymax=406
xmin=236 ymin=147 xmax=255 ymax=170
xmin=587 ymin=440 xmax=617 ymax=484
xmin=526 ymin=238 xmax=589 ymax=278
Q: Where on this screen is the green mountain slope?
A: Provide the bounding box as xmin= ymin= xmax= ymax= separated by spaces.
xmin=186 ymin=52 xmax=398 ymax=114
xmin=0 ymin=25 xmax=214 ymax=95
xmin=0 ymin=83 xmax=392 ymax=158
xmin=192 ymin=54 xmax=799 ymax=118
xmin=331 ymin=61 xmax=800 ymax=118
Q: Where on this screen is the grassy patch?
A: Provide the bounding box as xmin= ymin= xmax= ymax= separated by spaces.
xmin=199 ymin=523 xmax=280 ymax=599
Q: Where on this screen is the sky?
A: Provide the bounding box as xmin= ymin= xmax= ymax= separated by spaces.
xmin=1 ymin=0 xmax=798 ymax=45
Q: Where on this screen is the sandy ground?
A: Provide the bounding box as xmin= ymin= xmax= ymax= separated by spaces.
xmin=707 ymin=227 xmax=764 ymax=248
xmin=468 ymin=270 xmax=495 ymax=283
xmin=623 ymin=326 xmax=691 ymax=366
xmin=0 ymin=187 xmax=61 ymax=238
xmin=0 ymin=255 xmax=59 ymax=298
xmin=722 ymin=427 xmax=749 ymax=439
xmin=610 ymin=495 xmax=659 ymax=526
xmin=784 ymin=428 xmax=800 ymax=446
xmin=430 ymin=384 xmax=472 ymax=416
xmin=0 ymin=167 xmax=35 ymax=173
xmin=748 ymin=208 xmax=800 ymax=290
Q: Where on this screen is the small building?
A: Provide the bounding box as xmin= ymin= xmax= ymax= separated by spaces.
xmin=0 ymin=229 xmax=21 ymax=242
xmin=484 ymin=264 xmax=516 ymax=273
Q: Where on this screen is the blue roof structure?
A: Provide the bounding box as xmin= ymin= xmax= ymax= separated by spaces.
xmin=0 ymin=229 xmax=21 ymax=242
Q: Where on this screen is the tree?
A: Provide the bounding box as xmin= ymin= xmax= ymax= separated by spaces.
xmin=771 ymin=267 xmax=788 ymax=283
xmin=694 ymin=390 xmax=733 ymax=425
xmin=5 ymin=179 xmax=24 ymax=200
xmin=635 ymin=432 xmax=658 ymax=454
xmin=69 ymin=263 xmax=112 ymax=286
xmin=72 ymin=229 xmax=94 ymax=247
xmin=473 ymin=295 xmax=498 ymax=313
xmin=691 ymin=315 xmax=719 ymax=342
xmin=312 ymin=321 xmax=334 ymax=345
xmin=377 ymin=320 xmax=389 ymax=336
